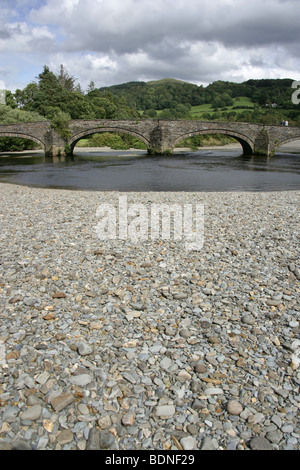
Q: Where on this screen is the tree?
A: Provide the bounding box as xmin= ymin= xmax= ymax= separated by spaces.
xmin=50 ymin=110 xmax=71 ymax=141
xmin=4 ymin=90 xmax=17 ymax=108
xmin=57 ymin=64 xmax=77 ymax=92
xmin=14 ymin=83 xmax=39 ymax=110
xmin=30 ymin=66 xmax=64 ymax=116
xmin=143 ymin=109 xmax=157 ymax=118
xmin=221 ymin=93 xmax=233 ymax=107
xmin=87 ymin=80 xmax=96 ymax=93
xmin=159 ymin=109 xmax=174 ymax=119
xmin=212 ymin=96 xmax=223 ymax=109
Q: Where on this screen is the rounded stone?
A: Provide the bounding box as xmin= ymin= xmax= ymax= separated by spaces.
xmin=249 ymin=436 xmax=273 ymax=450
xmin=20 ymin=405 xmax=43 ymax=421
xmin=180 ymin=436 xmax=197 ymax=450
xmin=12 ymin=439 xmax=32 ymax=450
xmin=179 ymin=328 xmax=191 ymax=338
xmin=241 ymin=314 xmax=255 ymax=325
xmin=153 ymin=405 xmax=176 ymax=418
xmin=56 ymin=429 xmax=74 ymax=445
xmin=194 ymin=364 xmax=207 ymax=374
xmin=227 ymin=400 xmax=243 ymax=416
xmin=77 ymin=342 xmax=93 ymax=356
xmin=99 ymin=431 xmax=118 ymax=450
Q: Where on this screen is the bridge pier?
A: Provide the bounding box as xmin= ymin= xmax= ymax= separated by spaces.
xmin=148 ymin=123 xmax=173 ymax=154
xmin=45 ymin=146 xmax=66 ymax=157
xmin=254 ymin=129 xmax=271 ymax=156
xmin=44 ymin=129 xmax=68 ymax=157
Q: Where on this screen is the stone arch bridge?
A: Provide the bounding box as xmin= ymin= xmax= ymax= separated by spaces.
xmin=0 ymin=119 xmax=300 ymax=157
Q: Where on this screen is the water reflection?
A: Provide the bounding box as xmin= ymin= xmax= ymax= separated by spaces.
xmin=0 ymin=145 xmax=299 ymax=192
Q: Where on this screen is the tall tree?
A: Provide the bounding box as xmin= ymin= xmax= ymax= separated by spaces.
xmin=57 ymin=64 xmax=77 ymax=92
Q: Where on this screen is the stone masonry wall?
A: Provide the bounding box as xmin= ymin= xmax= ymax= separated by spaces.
xmin=0 ymin=119 xmax=300 ymax=156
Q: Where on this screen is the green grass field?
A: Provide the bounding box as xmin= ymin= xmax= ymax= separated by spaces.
xmin=153 ymin=97 xmax=256 ymax=119
xmin=190 ymin=97 xmax=255 ymax=118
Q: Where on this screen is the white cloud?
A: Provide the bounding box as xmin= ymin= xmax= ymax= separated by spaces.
xmin=1 ymin=0 xmax=300 ymax=91
xmin=47 ymin=52 xmax=120 ymax=90
xmin=0 ymin=22 xmax=55 ymax=53
xmin=29 ymin=0 xmax=300 ymax=51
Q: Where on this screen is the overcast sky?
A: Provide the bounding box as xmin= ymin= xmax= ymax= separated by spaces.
xmin=1 ymin=0 xmax=300 ymax=92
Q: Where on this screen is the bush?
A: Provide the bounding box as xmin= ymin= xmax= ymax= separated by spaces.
xmin=86 ymin=132 xmax=147 ymax=149
xmin=50 ymin=110 xmax=71 ymax=141
xmin=0 ymin=137 xmax=39 ymax=152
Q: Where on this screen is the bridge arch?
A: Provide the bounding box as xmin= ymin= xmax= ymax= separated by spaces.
xmin=172 ymin=128 xmax=254 ymax=155
xmin=274 ymin=136 xmax=300 ymax=153
xmin=69 ymin=126 xmax=150 ymax=153
xmin=0 ymin=132 xmax=45 ymax=151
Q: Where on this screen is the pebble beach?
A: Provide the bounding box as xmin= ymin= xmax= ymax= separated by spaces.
xmin=0 ymin=182 xmax=299 ymax=451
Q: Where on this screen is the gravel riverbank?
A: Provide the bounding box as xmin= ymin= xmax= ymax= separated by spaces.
xmin=0 ymin=182 xmax=299 ymax=450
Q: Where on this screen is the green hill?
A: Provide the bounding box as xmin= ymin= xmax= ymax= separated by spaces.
xmin=98 ymin=77 xmax=299 ymax=124
xmin=147 ymin=78 xmax=191 ymax=86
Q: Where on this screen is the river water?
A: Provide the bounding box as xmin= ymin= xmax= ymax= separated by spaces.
xmin=0 ymin=143 xmax=299 ymax=192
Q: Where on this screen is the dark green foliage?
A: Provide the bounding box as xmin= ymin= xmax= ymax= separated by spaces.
xmin=99 ymin=77 xmax=299 ymax=124
xmin=9 ymin=65 xmax=141 ymax=121
xmin=50 ymin=110 xmax=72 ymax=142
xmin=84 ymin=132 xmax=147 ymax=150
xmin=99 ymin=78 xmax=203 ymax=111
xmin=178 ymin=134 xmax=235 ymax=149
xmin=0 ymin=136 xmax=38 ymax=152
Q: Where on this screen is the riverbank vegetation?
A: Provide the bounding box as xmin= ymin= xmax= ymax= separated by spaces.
xmin=0 ymin=103 xmax=47 ymax=151
xmin=1 ymin=65 xmax=299 ymax=151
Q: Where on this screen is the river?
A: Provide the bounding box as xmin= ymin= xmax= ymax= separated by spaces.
xmin=0 ymin=142 xmax=299 ymax=192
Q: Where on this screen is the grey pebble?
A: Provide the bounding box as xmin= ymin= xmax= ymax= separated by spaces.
xmin=180 ymin=436 xmax=197 ymax=450
xmin=86 ymin=428 xmax=117 ymax=450
xmin=153 ymin=405 xmax=176 ymax=418
xmin=249 ymin=436 xmax=273 ymax=450
xmin=266 ymin=430 xmax=283 ymax=444
xmin=20 ymin=405 xmax=43 ymax=421
xmin=77 ymin=342 xmax=93 ymax=356
xmin=11 ymin=439 xmax=32 ymax=450
xmin=200 ymin=436 xmax=219 ymax=450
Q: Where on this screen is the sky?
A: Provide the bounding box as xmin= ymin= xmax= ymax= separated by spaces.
xmin=1 ymin=0 xmax=300 ymax=92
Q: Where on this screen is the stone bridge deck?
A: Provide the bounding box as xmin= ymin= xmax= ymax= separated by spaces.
xmin=0 ymin=119 xmax=300 ymax=157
